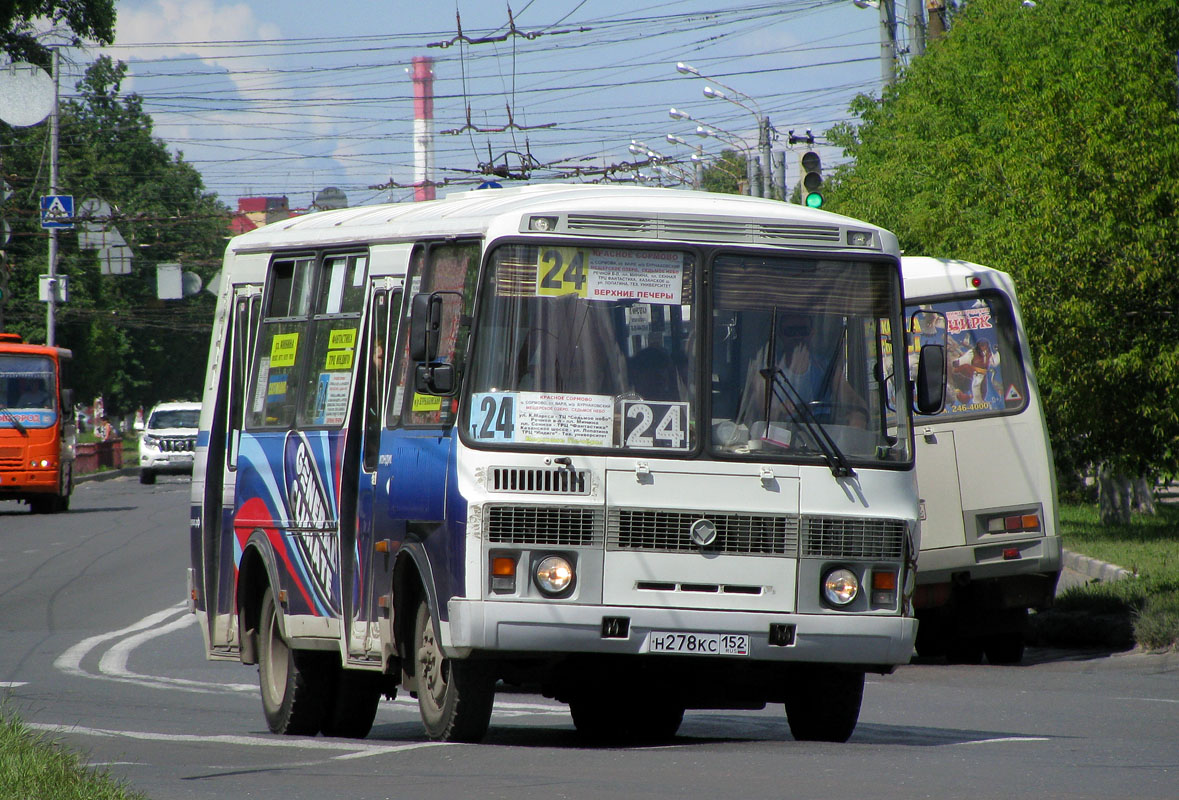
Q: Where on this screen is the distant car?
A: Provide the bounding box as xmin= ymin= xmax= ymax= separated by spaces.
xmin=139 ymin=401 xmax=201 ymax=484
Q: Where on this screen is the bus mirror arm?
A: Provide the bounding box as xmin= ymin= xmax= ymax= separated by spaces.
xmin=914 ymin=344 xmax=946 ymax=415
xmin=60 ymin=388 xmax=74 ymax=412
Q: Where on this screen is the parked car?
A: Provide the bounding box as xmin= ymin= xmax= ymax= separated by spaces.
xmin=139 ymin=401 xmax=201 ymax=484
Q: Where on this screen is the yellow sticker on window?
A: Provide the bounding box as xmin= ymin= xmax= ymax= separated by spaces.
xmin=270 ymin=332 xmax=299 ymax=367
xmin=412 ymin=393 xmax=443 ymax=412
xmin=536 ymin=247 xmax=588 ymax=298
xmin=328 ymin=328 xmax=356 ymax=349
xmin=325 ymin=349 xmax=354 ymax=371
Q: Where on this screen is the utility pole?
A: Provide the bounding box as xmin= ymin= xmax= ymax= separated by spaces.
xmin=759 ymin=118 xmax=773 ymax=200
xmin=880 ymin=0 xmax=898 ymax=88
xmin=46 ymin=48 xmax=59 ymax=347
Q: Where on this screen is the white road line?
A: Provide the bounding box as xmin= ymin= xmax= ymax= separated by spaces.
xmin=0 ymin=681 xmax=29 ymax=688
xmin=957 ymin=737 xmax=1051 ymax=745
xmin=1114 ymin=696 xmax=1179 ymax=704
xmin=25 ymin=722 xmax=451 ymax=760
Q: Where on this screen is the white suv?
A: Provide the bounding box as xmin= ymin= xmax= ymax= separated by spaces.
xmin=139 ymin=401 xmax=201 ymax=484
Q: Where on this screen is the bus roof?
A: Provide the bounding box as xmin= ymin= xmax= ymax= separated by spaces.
xmin=0 ymin=336 xmax=72 ymax=360
xmin=226 ymin=184 xmax=897 ymax=255
xmin=901 ymin=256 xmax=1016 ymax=300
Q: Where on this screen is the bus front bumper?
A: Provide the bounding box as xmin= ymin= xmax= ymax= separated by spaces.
xmin=446 ymin=599 xmax=917 ymax=667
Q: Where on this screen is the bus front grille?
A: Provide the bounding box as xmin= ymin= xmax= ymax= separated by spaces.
xmin=485 ymin=505 xmax=602 ymax=546
xmin=800 ymin=516 xmax=906 ymax=559
xmin=488 ymin=466 xmax=590 ymax=495
xmin=607 ymin=509 xmax=799 ymax=556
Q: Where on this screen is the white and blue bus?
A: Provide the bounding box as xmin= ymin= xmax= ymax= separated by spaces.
xmin=903 ymin=257 xmax=1061 ymax=664
xmin=189 ymin=185 xmax=944 ymax=744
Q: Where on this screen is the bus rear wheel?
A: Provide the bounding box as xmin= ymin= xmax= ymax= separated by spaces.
xmin=413 ymin=598 xmax=494 ymax=742
xmin=784 ymin=667 xmax=864 ymax=742
xmin=258 ymin=588 xmax=330 ymax=735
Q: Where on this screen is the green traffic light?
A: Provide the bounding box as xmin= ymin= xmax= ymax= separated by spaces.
xmin=805 ymin=192 xmax=823 ymax=208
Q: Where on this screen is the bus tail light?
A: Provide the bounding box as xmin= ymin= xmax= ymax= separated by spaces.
xmin=984 ymin=512 xmax=1041 ymax=534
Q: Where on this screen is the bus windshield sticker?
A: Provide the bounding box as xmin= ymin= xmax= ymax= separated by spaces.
xmin=586 ymin=249 xmax=682 ymax=305
xmin=324 ymin=349 xmax=353 ymax=371
xmin=270 ymin=332 xmax=299 ymax=367
xmin=412 ymin=393 xmax=443 ymax=412
xmin=471 ymin=391 xmax=612 ymax=446
xmin=252 ymin=357 xmax=270 ymax=413
xmin=622 ymin=400 xmax=690 ymax=450
xmin=534 ymin=247 xmax=684 ymax=305
xmin=313 ymin=372 xmax=350 ymax=425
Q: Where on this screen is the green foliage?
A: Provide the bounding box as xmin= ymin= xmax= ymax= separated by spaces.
xmin=0 ymin=709 xmax=147 ymax=800
xmin=825 ymin=0 xmax=1179 ymax=480
xmin=700 ymin=149 xmax=749 ymax=195
xmin=1 ymin=57 xmax=229 ymax=416
xmin=1 ymin=1 xmax=116 ymax=69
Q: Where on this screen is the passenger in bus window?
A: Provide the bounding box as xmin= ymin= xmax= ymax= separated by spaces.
xmin=17 ymin=378 xmax=51 ymax=408
xmin=737 ymin=313 xmax=866 ymax=428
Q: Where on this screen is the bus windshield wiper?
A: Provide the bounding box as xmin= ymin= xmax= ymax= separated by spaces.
xmin=761 ymin=368 xmax=855 ymax=478
xmin=0 ymin=405 xmax=28 ymax=435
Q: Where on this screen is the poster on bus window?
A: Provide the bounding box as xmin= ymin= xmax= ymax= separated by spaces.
xmin=536 ymin=247 xmax=683 ymax=305
xmin=470 ymin=391 xmax=613 ymax=447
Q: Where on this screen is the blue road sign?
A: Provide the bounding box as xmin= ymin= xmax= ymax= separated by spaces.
xmin=40 ymin=195 xmax=74 ymax=229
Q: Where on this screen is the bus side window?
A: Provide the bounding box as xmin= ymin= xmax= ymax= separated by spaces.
xmin=301 ymin=254 xmax=368 ymax=427
xmin=388 ymin=242 xmax=479 ymax=428
xmin=363 ymin=289 xmax=399 ymax=470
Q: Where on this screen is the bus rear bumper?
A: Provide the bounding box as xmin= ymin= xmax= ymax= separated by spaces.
xmin=446 ymin=599 xmax=917 ymax=667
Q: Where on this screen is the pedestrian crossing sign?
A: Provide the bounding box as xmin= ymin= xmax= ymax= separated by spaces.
xmin=40 ymin=194 xmax=74 ymax=229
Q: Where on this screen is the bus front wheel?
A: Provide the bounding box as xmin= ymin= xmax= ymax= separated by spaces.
xmin=413 ymin=598 xmax=494 ymax=742
xmin=258 ymin=588 xmax=330 ymax=735
xmin=784 ymin=667 xmax=864 ymax=742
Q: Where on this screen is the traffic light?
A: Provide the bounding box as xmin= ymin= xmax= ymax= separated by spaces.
xmin=800 ymin=150 xmax=823 ymax=208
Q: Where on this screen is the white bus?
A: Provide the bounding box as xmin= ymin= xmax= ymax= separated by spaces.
xmin=903 ymin=257 xmax=1061 ymax=664
xmin=188 ymin=184 xmax=945 ymax=744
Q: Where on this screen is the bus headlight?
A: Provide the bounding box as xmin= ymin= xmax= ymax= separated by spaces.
xmin=822 ymin=568 xmax=859 ymax=607
xmin=534 ymin=555 xmax=575 ymax=596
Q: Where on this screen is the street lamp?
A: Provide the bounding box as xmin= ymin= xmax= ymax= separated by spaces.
xmin=676 ymin=61 xmax=773 ymax=198
xmin=666 ymin=134 xmax=703 ymax=189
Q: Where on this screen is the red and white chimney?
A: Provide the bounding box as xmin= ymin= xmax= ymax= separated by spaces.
xmin=411 ymin=56 xmax=435 ymax=202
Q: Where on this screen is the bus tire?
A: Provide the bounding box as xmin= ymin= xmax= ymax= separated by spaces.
xmin=139 ymin=469 xmax=156 ymax=485
xmin=258 ymin=588 xmax=330 ymax=735
xmin=320 ymin=669 xmax=383 ymax=739
xmin=413 ymin=598 xmax=494 ymax=743
xmin=784 ymin=667 xmax=864 ymax=742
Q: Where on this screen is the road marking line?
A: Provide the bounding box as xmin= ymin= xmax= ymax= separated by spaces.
xmin=958 ymin=736 xmax=1051 ymax=745
xmin=0 ymin=681 xmax=28 ymax=688
xmin=1114 ymin=696 xmax=1179 ymax=704
xmin=25 ymin=722 xmax=451 ymax=760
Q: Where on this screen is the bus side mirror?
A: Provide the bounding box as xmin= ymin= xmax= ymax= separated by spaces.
xmin=914 ymin=344 xmax=946 ymax=415
xmin=410 ymin=293 xmax=443 ymax=362
xmin=60 ymin=388 xmax=74 ymax=410
xmin=415 ymin=362 xmax=457 ymax=396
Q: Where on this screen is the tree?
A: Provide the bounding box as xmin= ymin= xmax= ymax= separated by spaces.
xmin=2 ymin=1 xmax=115 ymax=69
xmin=2 ymin=57 xmax=230 ymax=417
xmin=700 ymin=149 xmax=749 ymax=195
xmin=824 ymin=0 xmax=1179 ymax=522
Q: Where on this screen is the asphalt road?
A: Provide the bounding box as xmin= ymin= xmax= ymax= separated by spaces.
xmin=1 ymin=476 xmax=1177 ymax=800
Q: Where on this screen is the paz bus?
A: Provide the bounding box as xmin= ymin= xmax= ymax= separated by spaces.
xmin=903 ymin=257 xmax=1061 ymax=664
xmin=189 ymin=185 xmax=945 ymax=744
xmin=0 ymin=332 xmax=75 ymax=513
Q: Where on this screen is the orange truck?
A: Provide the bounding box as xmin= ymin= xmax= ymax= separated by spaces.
xmin=0 ymin=332 xmax=75 ymax=513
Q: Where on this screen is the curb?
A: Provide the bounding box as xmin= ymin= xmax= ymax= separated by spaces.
xmin=75 ymin=466 xmax=138 ymax=484
xmin=1062 ymin=549 xmax=1134 ymax=583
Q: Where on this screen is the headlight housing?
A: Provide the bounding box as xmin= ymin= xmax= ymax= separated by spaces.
xmin=533 ymin=555 xmax=575 ymax=596
xmin=822 ymin=567 xmax=860 ymax=607
xmin=141 ymin=434 xmax=159 ymax=448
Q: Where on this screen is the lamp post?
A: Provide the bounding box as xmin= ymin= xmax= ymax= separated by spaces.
xmin=678 ymin=62 xmax=774 ymax=198
xmin=665 ymin=134 xmax=703 ymax=189
xmin=668 ymin=107 xmax=756 ymax=195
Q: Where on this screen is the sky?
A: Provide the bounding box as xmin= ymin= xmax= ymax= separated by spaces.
xmin=46 ymin=0 xmax=919 ymax=208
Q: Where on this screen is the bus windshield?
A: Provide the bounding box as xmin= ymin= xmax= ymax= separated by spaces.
xmin=0 ymin=355 xmax=57 ymax=413
xmin=465 ymin=244 xmax=910 ymax=466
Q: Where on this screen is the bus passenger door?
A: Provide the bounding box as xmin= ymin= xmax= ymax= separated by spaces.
xmin=346 ymin=282 xmax=400 ymax=663
xmin=205 ymin=286 xmax=261 ymax=652
xmin=915 ymin=427 xmax=966 ymax=551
